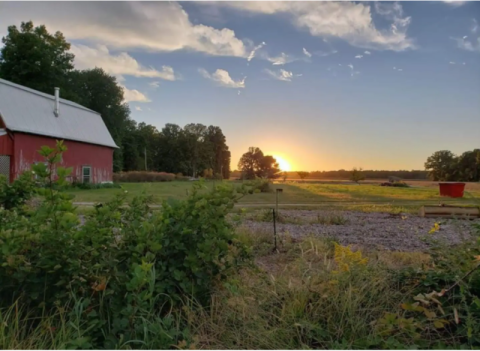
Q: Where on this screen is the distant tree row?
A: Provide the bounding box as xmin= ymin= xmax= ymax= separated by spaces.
xmin=0 ymin=21 xmax=230 ymax=177
xmin=238 ymin=169 xmax=428 ymax=180
xmin=425 ymin=149 xmax=480 ymax=182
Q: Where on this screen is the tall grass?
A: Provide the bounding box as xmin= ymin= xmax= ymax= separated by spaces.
xmin=182 ymin=235 xmax=430 ymax=349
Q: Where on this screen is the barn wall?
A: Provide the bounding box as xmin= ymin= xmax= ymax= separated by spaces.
xmin=12 ymin=133 xmax=114 ymax=183
xmin=0 ymin=134 xmax=13 ymax=155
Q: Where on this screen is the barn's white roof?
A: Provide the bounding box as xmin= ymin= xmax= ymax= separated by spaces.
xmin=0 ymin=78 xmax=118 ymax=148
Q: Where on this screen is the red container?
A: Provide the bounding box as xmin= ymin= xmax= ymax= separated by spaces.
xmin=439 ymin=182 xmax=466 ymax=198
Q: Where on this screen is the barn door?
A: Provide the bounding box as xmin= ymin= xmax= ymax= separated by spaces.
xmin=0 ymin=155 xmax=10 ymax=181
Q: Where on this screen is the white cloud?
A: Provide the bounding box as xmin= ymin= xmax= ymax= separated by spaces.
xmin=149 ymin=81 xmax=160 ymax=89
xmin=442 ymin=1 xmax=466 ymax=6
xmin=453 ymin=36 xmax=480 ymax=52
xmin=71 ymin=44 xmax=176 ymax=81
xmin=0 ymin=2 xmax=250 ymax=57
xmin=449 ymin=61 xmax=456 ymax=64
xmin=463 ymin=35 xmax=468 ymax=39
xmin=463 ymin=62 xmax=466 ymax=65
xmin=122 ymin=85 xmax=150 ymax=103
xmin=347 ymin=64 xmax=354 ymax=70
xmin=355 ymin=55 xmax=363 ymax=59
xmin=303 ymin=47 xmax=312 ymax=57
xmin=266 ymin=52 xmax=296 ymax=65
xmin=216 ymin=1 xmax=415 ymax=51
xmin=237 ymin=90 xmax=241 ymax=95
xmin=364 ymin=50 xmax=371 ymax=55
xmin=247 ymin=41 xmax=266 ymax=62
xmin=198 ymin=68 xmax=246 ymax=88
xmin=472 ymin=19 xmax=478 ymax=33
xmin=314 ymin=49 xmax=338 ymax=57
xmin=135 ymin=106 xmax=143 ymax=111
xmin=397 ymin=68 xmax=403 ymax=71
xmin=264 ymin=69 xmax=295 ymax=82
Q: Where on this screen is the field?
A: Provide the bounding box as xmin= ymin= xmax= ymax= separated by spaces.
xmin=67 ymin=180 xmax=480 ymax=210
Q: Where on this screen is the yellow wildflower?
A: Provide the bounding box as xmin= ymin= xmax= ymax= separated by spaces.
xmin=428 ymin=222 xmax=440 ymax=234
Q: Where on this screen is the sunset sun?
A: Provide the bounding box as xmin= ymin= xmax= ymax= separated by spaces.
xmin=274 ymin=155 xmax=292 ymax=171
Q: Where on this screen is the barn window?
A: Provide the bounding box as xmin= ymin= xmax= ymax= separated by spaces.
xmin=82 ymin=166 xmax=92 ymax=183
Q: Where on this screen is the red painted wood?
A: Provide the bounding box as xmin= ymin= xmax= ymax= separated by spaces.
xmin=11 ymin=132 xmax=114 ymax=183
xmin=0 ymin=134 xmax=13 ymax=155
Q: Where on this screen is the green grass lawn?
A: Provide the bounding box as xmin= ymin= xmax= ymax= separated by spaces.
xmin=67 ymin=180 xmax=480 ymax=206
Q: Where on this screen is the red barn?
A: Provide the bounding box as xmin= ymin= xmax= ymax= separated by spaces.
xmin=0 ymin=78 xmax=118 ymax=183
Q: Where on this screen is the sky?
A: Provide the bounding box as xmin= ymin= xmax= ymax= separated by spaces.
xmin=0 ymin=1 xmax=479 ymax=171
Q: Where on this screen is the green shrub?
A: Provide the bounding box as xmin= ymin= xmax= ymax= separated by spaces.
xmin=395 ymin=228 xmax=480 ymax=348
xmin=0 ymin=171 xmax=36 ymax=210
xmin=0 ymin=143 xmax=249 ymax=349
xmin=244 ymin=178 xmax=272 ymax=193
xmin=113 ymin=171 xmax=175 ymax=182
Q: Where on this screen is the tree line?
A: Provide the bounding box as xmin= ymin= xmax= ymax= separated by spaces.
xmin=425 ymin=149 xmax=480 ymax=182
xmin=0 ymin=21 xmax=230 ymax=177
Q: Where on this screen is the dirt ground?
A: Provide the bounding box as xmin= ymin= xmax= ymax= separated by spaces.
xmin=240 ymin=210 xmax=480 ymax=252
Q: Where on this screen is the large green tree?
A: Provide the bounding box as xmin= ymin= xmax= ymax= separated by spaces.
xmin=0 ymin=21 xmax=75 ymax=97
xmin=238 ymin=147 xmax=280 ymax=180
xmin=424 ymin=150 xmax=458 ymax=181
xmin=205 ymin=126 xmax=231 ymax=179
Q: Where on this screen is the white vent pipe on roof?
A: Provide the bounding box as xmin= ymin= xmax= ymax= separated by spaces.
xmin=54 ymin=87 xmax=60 ymax=117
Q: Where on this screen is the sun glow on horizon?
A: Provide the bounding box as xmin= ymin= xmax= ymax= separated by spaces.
xmin=274 ymin=155 xmax=292 ymax=171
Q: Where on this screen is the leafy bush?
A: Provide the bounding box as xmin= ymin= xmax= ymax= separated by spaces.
xmin=0 ymin=142 xmax=249 ymax=349
xmin=0 ymin=171 xmax=36 ymax=210
xmin=113 ymin=171 xmax=175 ymax=182
xmin=395 ymin=229 xmax=480 ymax=347
xmin=244 ymin=178 xmax=272 ymax=193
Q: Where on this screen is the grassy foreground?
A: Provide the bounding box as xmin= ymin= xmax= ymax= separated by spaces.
xmin=67 ymin=180 xmax=480 ymax=205
xmin=2 ymin=227 xmax=479 ymax=349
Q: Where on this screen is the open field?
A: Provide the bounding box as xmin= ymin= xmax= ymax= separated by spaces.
xmin=273 ymin=178 xmax=480 ymax=191
xmin=67 ymin=180 xmax=480 ymax=208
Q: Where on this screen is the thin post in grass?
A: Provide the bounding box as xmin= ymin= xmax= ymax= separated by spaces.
xmin=272 ymin=208 xmax=277 ymax=251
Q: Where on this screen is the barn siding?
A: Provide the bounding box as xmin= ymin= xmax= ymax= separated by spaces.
xmin=12 ymin=133 xmax=114 ymax=183
xmin=0 ymin=134 xmax=13 ymax=155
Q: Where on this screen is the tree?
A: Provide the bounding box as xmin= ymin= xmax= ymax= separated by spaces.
xmin=238 ymin=147 xmax=264 ymax=180
xmin=0 ymin=21 xmax=75 ymax=97
xmin=297 ymin=171 xmax=310 ymax=181
xmin=456 ymin=149 xmax=480 ymax=182
xmin=258 ymin=155 xmax=281 ymax=179
xmin=281 ymin=172 xmax=288 ymax=182
xmin=238 ymin=147 xmax=281 ymax=180
xmin=69 ymin=68 xmax=131 ymax=172
xmin=350 ymin=167 xmax=365 ymax=184
xmin=424 ymin=150 xmax=458 ymax=181
xmin=205 ymin=126 xmax=230 ymax=179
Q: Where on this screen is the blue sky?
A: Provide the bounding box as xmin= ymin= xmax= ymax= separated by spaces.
xmin=1 ymin=1 xmax=479 ymax=171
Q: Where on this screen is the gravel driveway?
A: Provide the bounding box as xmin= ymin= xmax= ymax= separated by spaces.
xmin=240 ymin=210 xmax=480 ymax=251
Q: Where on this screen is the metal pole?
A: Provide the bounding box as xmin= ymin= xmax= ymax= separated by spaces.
xmin=276 ymin=189 xmax=279 ymax=215
xmin=272 ymin=208 xmax=277 ymax=251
